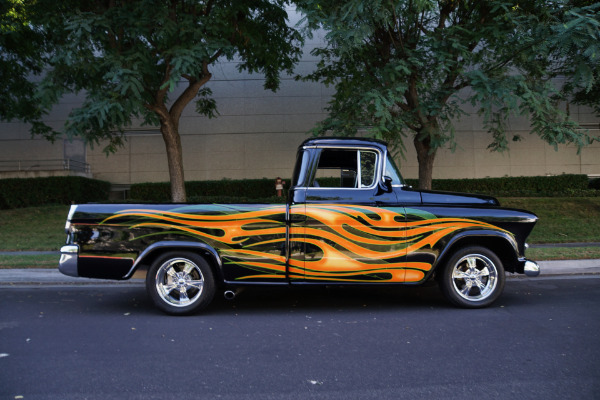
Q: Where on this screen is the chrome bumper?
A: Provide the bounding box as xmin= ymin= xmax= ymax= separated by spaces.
xmin=59 ymin=245 xmax=79 ymax=277
xmin=523 ymin=259 xmax=540 ymax=277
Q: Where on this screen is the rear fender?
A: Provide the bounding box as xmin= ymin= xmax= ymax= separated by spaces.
xmin=126 ymin=241 xmax=224 ymax=283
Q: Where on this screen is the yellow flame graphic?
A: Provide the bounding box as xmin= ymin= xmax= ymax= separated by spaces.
xmin=102 ymin=205 xmax=505 ymax=283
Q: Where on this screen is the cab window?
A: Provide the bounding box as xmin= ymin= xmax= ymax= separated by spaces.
xmin=312 ymin=148 xmax=378 ymax=188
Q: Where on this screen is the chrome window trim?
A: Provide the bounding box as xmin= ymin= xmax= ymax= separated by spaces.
xmin=299 ymin=146 xmax=383 ymax=191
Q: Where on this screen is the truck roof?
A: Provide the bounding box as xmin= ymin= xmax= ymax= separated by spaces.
xmin=300 ymin=137 xmax=388 ymax=149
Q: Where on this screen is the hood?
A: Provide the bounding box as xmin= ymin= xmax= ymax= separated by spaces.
xmin=419 ymin=190 xmax=500 ymax=207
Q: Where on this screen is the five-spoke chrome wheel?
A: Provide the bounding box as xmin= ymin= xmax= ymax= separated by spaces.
xmin=439 ymin=246 xmax=505 ymax=308
xmin=451 ymin=254 xmax=498 ymax=301
xmin=146 ymin=252 xmax=215 ymax=315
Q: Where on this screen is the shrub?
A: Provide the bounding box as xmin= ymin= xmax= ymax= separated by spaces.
xmin=129 ymin=174 xmax=598 ymax=203
xmin=404 ymin=174 xmax=592 ymax=197
xmin=130 ymin=179 xmax=290 ymax=202
xmin=0 ymin=176 xmax=110 ymax=209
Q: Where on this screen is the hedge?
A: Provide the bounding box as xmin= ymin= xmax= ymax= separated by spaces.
xmin=130 ymin=174 xmax=598 ymax=202
xmin=0 ymin=176 xmax=111 ymax=209
xmin=2 ymin=174 xmax=593 ymax=209
xmin=405 ymin=174 xmax=595 ymax=197
xmin=130 ymin=179 xmax=291 ymax=202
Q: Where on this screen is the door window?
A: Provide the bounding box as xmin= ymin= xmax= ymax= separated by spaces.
xmin=312 ymin=148 xmax=379 ymax=189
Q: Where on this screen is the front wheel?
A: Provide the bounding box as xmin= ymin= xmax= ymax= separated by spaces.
xmin=146 ymin=252 xmax=216 ymax=315
xmin=439 ymin=246 xmax=505 ymax=308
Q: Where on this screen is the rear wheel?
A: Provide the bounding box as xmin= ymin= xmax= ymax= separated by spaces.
xmin=146 ymin=251 xmax=215 ymax=315
xmin=439 ymin=246 xmax=505 ymax=308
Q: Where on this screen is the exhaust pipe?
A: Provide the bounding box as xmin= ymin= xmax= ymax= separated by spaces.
xmin=224 ymin=290 xmax=236 ymax=300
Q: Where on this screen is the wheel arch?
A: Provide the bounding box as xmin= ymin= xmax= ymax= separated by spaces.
xmin=433 ymin=231 xmax=520 ymax=277
xmin=124 ymin=241 xmax=225 ymax=285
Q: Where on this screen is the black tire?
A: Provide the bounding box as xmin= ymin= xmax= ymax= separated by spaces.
xmin=145 ymin=251 xmax=216 ymax=315
xmin=439 ymin=246 xmax=505 ymax=308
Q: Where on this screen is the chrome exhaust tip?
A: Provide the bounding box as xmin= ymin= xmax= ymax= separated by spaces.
xmin=224 ymin=290 xmax=236 ymax=300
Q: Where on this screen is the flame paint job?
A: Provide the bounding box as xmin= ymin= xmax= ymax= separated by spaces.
xmin=76 ymin=203 xmax=511 ymax=284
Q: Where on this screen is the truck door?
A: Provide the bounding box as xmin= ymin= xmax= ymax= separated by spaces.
xmin=292 ymin=145 xmax=412 ymax=283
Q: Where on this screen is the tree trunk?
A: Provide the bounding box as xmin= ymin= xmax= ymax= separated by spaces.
xmin=160 ymin=119 xmax=186 ymax=203
xmin=414 ymin=135 xmax=437 ymax=191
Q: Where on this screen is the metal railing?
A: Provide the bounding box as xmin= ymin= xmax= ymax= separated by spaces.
xmin=0 ymin=159 xmax=91 ymax=173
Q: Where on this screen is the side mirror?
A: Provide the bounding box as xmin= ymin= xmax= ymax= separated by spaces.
xmin=380 ymin=176 xmax=393 ymax=193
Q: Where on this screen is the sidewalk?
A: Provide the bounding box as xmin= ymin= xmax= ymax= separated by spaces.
xmin=0 ymin=259 xmax=599 ymax=285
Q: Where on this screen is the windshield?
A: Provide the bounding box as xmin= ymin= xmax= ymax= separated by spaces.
xmin=292 ymin=150 xmax=310 ymax=187
xmin=385 ymin=153 xmax=404 ymax=186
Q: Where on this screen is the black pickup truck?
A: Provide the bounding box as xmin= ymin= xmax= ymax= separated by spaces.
xmin=59 ymin=137 xmax=540 ymax=314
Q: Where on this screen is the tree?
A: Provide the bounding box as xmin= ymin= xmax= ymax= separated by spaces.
xmin=1 ymin=0 xmax=302 ymax=201
xmin=297 ymin=0 xmax=600 ymax=189
xmin=0 ymin=0 xmax=52 ymax=136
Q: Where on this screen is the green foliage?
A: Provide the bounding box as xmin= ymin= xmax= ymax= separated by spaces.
xmin=405 ymin=174 xmax=597 ymax=197
xmin=0 ymin=176 xmax=110 ymax=209
xmin=2 ymin=0 xmax=303 ymax=201
xmin=297 ymin=0 xmax=600 ymax=186
xmin=16 ymin=0 xmax=303 ymax=149
xmin=0 ymin=0 xmax=50 ymax=128
xmin=589 ymin=178 xmax=600 ymax=190
xmin=131 ymin=179 xmax=290 ymax=202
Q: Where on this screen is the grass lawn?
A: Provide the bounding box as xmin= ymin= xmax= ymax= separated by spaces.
xmin=0 ymin=205 xmax=70 ymax=251
xmin=0 ymin=254 xmax=58 ymax=269
xmin=526 ymin=246 xmax=600 ymax=261
xmin=500 ymin=197 xmax=600 ymax=244
xmin=0 ymin=198 xmax=598 ymax=267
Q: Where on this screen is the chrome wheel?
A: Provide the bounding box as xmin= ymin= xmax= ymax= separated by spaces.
xmin=439 ymin=246 xmax=505 ymax=308
xmin=451 ymin=254 xmax=498 ymax=302
xmin=146 ymin=252 xmax=215 ymax=315
xmin=155 ymin=257 xmax=205 ymax=307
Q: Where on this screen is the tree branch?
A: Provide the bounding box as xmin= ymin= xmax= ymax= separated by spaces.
xmin=169 ymin=61 xmax=212 ymax=127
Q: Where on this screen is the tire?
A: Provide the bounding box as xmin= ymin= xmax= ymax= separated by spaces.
xmin=145 ymin=251 xmax=216 ymax=315
xmin=439 ymin=246 xmax=505 ymax=308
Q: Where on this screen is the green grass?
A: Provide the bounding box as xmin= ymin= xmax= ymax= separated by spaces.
xmin=500 ymin=197 xmax=600 ymax=244
xmin=526 ymin=247 xmax=600 ymax=261
xmin=0 ymin=254 xmax=58 ymax=269
xmin=0 ymin=205 xmax=70 ymax=251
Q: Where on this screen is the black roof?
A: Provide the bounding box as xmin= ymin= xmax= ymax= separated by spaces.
xmin=300 ymin=137 xmax=388 ymax=149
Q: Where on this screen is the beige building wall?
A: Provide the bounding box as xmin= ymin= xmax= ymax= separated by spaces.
xmin=398 ymin=102 xmax=600 ymax=180
xmin=1 ymin=79 xmax=598 ymax=185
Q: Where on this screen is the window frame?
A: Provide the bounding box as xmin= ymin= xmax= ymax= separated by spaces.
xmin=302 ymin=145 xmax=383 ymax=190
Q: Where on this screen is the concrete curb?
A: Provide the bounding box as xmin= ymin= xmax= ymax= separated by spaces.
xmin=0 ymin=259 xmax=599 ymax=285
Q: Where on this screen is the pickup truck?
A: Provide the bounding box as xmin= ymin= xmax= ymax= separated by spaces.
xmin=59 ymin=137 xmax=540 ymax=314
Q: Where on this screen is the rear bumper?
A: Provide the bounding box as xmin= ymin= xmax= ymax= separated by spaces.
xmin=59 ymin=245 xmax=79 ymax=277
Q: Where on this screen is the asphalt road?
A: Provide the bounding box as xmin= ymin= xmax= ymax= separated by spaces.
xmin=1 ymin=278 xmax=599 ymax=400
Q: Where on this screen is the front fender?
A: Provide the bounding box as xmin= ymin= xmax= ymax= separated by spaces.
xmin=429 ymin=230 xmax=520 ymax=278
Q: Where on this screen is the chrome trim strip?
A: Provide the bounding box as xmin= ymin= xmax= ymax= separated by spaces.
xmin=298 ymin=145 xmax=383 ymax=190
xmin=65 ymin=205 xmax=78 ymax=233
